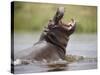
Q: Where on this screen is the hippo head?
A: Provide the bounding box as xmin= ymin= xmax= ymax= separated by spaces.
xmin=47 ymin=18 xmax=76 ymax=36
xmin=45 ymin=18 xmax=76 ymax=45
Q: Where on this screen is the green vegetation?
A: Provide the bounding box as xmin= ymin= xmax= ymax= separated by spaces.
xmin=13 ymin=2 xmax=97 ymax=33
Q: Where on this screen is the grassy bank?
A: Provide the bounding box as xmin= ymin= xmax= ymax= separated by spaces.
xmin=13 ymin=2 xmax=97 ymax=33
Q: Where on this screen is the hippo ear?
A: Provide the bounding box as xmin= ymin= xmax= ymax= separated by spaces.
xmin=53 ymin=7 xmax=64 ymax=25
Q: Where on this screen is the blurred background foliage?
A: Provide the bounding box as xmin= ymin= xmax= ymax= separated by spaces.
xmin=13 ymin=2 xmax=97 ymax=33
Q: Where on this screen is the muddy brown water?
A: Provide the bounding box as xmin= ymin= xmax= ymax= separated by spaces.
xmin=13 ymin=32 xmax=97 ymax=74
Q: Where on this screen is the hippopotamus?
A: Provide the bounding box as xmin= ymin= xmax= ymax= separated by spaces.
xmin=13 ymin=7 xmax=76 ymax=65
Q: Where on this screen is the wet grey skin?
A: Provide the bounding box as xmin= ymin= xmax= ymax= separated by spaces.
xmin=14 ymin=7 xmax=76 ymax=65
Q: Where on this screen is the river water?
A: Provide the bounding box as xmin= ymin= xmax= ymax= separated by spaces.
xmin=14 ymin=32 xmax=97 ymax=74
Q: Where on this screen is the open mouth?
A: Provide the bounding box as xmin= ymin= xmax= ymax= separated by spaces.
xmin=47 ymin=18 xmax=76 ymax=32
xmin=60 ymin=18 xmax=76 ymax=31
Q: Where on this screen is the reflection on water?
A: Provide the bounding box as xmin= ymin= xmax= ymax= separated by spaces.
xmin=14 ymin=32 xmax=97 ymax=74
